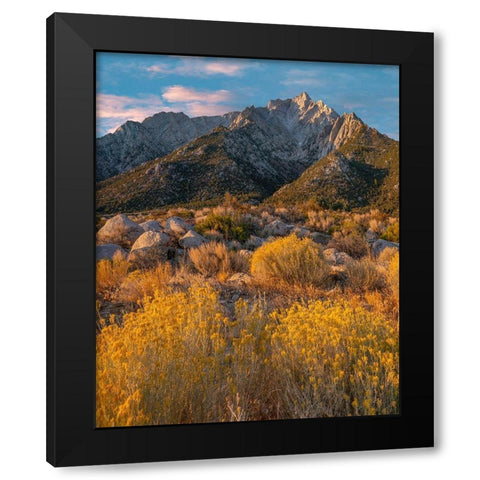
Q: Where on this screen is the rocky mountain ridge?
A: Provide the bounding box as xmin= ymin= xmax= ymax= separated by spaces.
xmin=96 ymin=93 xmax=398 ymax=214
xmin=96 ymin=110 xmax=239 ymax=180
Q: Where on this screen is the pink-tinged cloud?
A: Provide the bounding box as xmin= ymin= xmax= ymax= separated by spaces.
xmin=185 ymin=102 xmax=233 ymax=117
xmin=172 ymin=57 xmax=250 ymax=77
xmin=145 ymin=64 xmax=169 ymax=75
xmin=162 ymin=86 xmax=233 ymax=103
xmin=204 ymin=62 xmax=244 ymax=76
xmin=97 ymin=93 xmax=172 ymax=133
xmin=143 ymin=57 xmax=253 ymax=78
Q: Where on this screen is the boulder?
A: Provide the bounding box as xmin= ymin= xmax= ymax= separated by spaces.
xmin=174 ymin=248 xmax=186 ymax=260
xmin=245 ymin=235 xmax=264 ymax=250
xmin=322 ymin=248 xmax=338 ymax=264
xmin=335 ymin=251 xmax=353 ymax=265
xmin=178 ymin=230 xmax=206 ymax=248
xmin=97 ymin=214 xmax=144 ymax=247
xmin=323 ymin=248 xmax=353 ymax=265
xmin=96 ymin=244 xmax=126 ymax=261
xmin=371 ymin=239 xmax=399 ymax=258
xmin=291 ymin=226 xmax=310 ymax=238
xmin=309 ymin=231 xmax=331 ymax=245
xmin=227 ymin=240 xmax=242 ymax=251
xmin=128 ymin=247 xmax=171 ymax=267
xmin=140 ymin=220 xmax=163 ymax=233
xmin=128 ymin=231 xmax=172 ymax=266
xmin=131 ymin=231 xmax=171 ymax=250
xmin=365 ymin=229 xmax=378 ymax=245
xmin=264 ymin=219 xmax=291 ymax=236
xmin=165 ymin=216 xmax=191 ymax=236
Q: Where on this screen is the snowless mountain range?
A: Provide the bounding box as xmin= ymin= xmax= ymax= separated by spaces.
xmin=96 ymin=92 xmax=399 ymax=214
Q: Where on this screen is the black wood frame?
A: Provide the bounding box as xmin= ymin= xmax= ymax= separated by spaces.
xmin=47 ymin=12 xmax=433 ymax=467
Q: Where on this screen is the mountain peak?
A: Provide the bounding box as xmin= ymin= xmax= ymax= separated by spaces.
xmin=266 ymin=93 xmax=337 ymax=118
xmin=292 ymin=91 xmax=313 ymax=109
xmin=342 ymin=112 xmax=363 ymax=123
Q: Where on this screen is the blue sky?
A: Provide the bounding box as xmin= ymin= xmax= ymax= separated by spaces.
xmin=96 ymin=52 xmax=399 ymax=139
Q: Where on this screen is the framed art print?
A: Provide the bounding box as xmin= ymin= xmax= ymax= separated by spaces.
xmin=47 ymin=13 xmax=434 ymax=466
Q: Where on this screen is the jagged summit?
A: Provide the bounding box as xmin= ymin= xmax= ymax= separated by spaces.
xmin=292 ymin=91 xmax=312 ymax=108
xmin=266 ymin=92 xmax=337 ymax=116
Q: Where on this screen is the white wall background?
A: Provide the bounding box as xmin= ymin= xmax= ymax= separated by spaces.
xmin=0 ymin=0 xmax=477 ymax=477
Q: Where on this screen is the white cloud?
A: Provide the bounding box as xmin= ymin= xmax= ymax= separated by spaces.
xmin=145 ymin=57 xmax=251 ymax=78
xmin=162 ymin=85 xmax=233 ymax=103
xmin=96 ymin=93 xmax=171 ymax=134
xmin=162 ymin=85 xmax=236 ymax=118
xmin=280 ymin=69 xmax=326 ymax=87
xmin=145 ymin=64 xmax=170 ymax=75
xmin=184 ymin=102 xmax=233 ymax=117
xmin=203 ymin=62 xmax=244 ymax=76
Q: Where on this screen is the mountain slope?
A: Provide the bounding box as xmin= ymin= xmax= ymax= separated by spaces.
xmin=97 ymin=126 xmax=265 ymax=213
xmin=96 ymin=93 xmax=398 ymax=214
xmin=269 ymin=124 xmax=399 ymax=213
xmin=96 ymin=111 xmax=238 ymax=180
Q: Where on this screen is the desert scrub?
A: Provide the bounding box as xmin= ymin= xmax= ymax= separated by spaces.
xmin=226 ymin=297 xmax=277 ymax=420
xmin=96 ymin=251 xmax=129 ymax=301
xmin=96 ymin=285 xmax=231 ymax=427
xmin=269 ymin=299 xmax=399 ymax=417
xmin=306 ymin=210 xmax=335 ymax=232
xmin=344 ymin=258 xmax=385 ymax=292
xmin=251 ymin=234 xmax=330 ymax=288
xmin=340 ymin=218 xmax=365 ymax=236
xmin=380 ymin=220 xmax=400 ymax=243
xmin=195 ymin=213 xmax=251 ymax=242
xmin=327 ymin=232 xmax=368 ymax=258
xmin=96 ymin=285 xmax=399 ymax=425
xmin=386 ymin=252 xmax=399 ymax=305
xmin=377 ymin=247 xmax=399 ymax=267
xmin=189 ymin=242 xmax=249 ymax=278
xmin=116 ymin=262 xmax=173 ymax=305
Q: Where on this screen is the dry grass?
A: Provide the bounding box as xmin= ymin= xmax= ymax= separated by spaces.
xmin=369 ymin=218 xmax=385 ymax=234
xmin=189 ymin=242 xmax=249 ymax=278
xmin=306 ymin=210 xmax=335 ymax=232
xmin=96 ymin=251 xmax=129 ymax=301
xmin=116 ymin=262 xmax=173 ymax=305
xmin=377 ymin=247 xmax=399 ymax=266
xmin=344 ymin=258 xmax=385 ymax=292
xmin=327 ymin=232 xmax=369 ymax=258
xmin=387 ymin=252 xmax=400 ymax=305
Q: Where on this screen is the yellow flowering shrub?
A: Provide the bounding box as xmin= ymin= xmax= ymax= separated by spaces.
xmin=97 ymin=283 xmax=399 ymax=425
xmin=226 ymin=297 xmax=276 ymax=420
xmin=96 ymin=285 xmax=230 ymax=427
xmin=377 ymin=246 xmax=399 ymax=267
xmin=387 ymin=252 xmax=400 ymax=305
xmin=269 ymin=299 xmax=399 ymax=418
xmin=251 ymin=234 xmax=330 ymax=287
